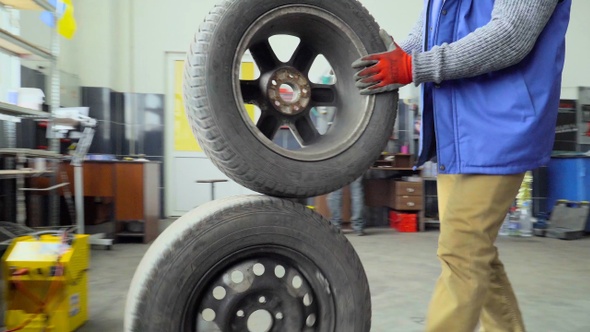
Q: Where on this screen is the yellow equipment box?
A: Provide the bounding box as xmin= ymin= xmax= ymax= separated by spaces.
xmin=2 ymin=233 xmax=89 ymax=332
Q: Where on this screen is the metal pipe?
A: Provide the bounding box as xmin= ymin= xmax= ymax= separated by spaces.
xmin=74 ymin=165 xmax=84 ymax=234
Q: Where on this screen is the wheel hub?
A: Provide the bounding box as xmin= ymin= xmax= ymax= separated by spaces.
xmin=196 ymin=257 xmax=321 ymax=331
xmin=266 ymin=67 xmax=311 ymax=116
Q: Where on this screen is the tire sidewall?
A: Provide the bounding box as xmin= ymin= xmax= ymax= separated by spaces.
xmin=185 ymin=0 xmax=398 ymax=197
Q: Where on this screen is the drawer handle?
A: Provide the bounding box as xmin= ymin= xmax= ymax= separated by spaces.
xmin=407 ymin=202 xmax=415 ymax=207
xmin=406 ymin=188 xmax=415 ymax=193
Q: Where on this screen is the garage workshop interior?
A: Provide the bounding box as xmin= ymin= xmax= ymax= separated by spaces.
xmin=0 ymin=1 xmax=589 ymax=331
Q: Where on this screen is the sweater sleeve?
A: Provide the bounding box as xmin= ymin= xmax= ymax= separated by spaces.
xmin=412 ymin=0 xmax=560 ymax=85
xmin=399 ymin=9 xmax=425 ymax=55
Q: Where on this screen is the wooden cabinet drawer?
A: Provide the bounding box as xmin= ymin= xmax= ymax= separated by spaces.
xmin=392 ymin=195 xmax=423 ymax=211
xmin=393 ymin=181 xmax=423 ymax=196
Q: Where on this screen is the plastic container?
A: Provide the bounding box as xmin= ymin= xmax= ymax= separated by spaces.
xmin=17 ymin=88 xmax=45 ymax=110
xmin=7 ymin=90 xmax=18 ymax=104
xmin=546 ymin=201 xmax=589 ymax=240
xmin=389 ymin=211 xmax=418 ymax=232
xmin=389 ymin=211 xmax=399 ymax=229
xmin=508 ymin=210 xmax=521 ymax=237
xmin=499 ymin=212 xmax=510 ymax=236
xmin=547 ymin=156 xmax=590 ymax=231
xmin=533 ymin=212 xmax=549 ymax=237
xmin=520 ymin=202 xmax=533 ymax=237
xmin=400 ymin=143 xmax=409 ymax=154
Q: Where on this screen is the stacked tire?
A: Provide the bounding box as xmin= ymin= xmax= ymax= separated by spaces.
xmin=124 ymin=1 xmax=398 ymax=331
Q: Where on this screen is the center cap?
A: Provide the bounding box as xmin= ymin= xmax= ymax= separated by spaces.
xmin=267 ymin=68 xmax=311 ymax=116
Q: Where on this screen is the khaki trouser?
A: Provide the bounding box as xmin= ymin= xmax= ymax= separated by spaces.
xmin=425 ymin=173 xmax=526 ymax=332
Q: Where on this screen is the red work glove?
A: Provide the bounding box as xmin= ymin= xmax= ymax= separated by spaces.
xmin=352 ymin=29 xmax=413 ymax=95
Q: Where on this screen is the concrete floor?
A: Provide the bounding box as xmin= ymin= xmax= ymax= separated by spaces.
xmin=73 ymin=227 xmax=590 ymax=332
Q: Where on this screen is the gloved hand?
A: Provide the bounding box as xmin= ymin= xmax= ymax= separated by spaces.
xmin=352 ymin=29 xmax=413 ymax=95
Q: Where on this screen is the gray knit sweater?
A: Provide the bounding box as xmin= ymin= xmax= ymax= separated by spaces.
xmin=399 ymin=0 xmax=560 ymax=85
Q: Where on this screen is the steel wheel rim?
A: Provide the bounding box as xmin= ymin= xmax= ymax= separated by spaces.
xmin=233 ymin=5 xmax=375 ymax=162
xmin=183 ymin=246 xmax=336 ymax=332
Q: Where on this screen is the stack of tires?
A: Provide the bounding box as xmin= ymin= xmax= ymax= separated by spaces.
xmin=124 ymin=1 xmax=398 ymax=331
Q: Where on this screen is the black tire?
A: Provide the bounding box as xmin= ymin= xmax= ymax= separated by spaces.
xmin=184 ymin=0 xmax=398 ymax=198
xmin=124 ymin=195 xmax=371 ymax=332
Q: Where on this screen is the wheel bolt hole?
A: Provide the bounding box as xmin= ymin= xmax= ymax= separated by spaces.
xmin=213 ymin=286 xmax=226 ymax=300
xmin=306 ymin=314 xmax=316 ymax=327
xmin=303 ymin=293 xmax=313 ymax=306
xmin=253 ymin=263 xmax=265 ymax=276
xmin=275 ymin=312 xmax=283 ymax=320
xmin=202 ymin=308 xmax=216 ymax=322
xmin=274 ymin=265 xmax=285 ymax=279
xmin=231 ymin=270 xmax=244 ymax=283
xmin=271 ymin=80 xmax=277 ymax=86
xmin=237 ymin=310 xmax=245 ymax=318
xmin=274 ymin=101 xmax=281 ymax=106
xmin=247 ymin=309 xmax=273 ymax=332
xmin=292 ymin=275 xmax=303 ymax=289
xmin=259 ymin=296 xmax=266 ymax=304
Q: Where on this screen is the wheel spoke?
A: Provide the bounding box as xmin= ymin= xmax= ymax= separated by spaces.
xmin=310 ymin=84 xmax=337 ymax=107
xmin=293 ymin=115 xmax=320 ymax=146
xmin=288 ymin=42 xmax=318 ymax=75
xmin=240 ymin=80 xmax=262 ymax=105
xmin=257 ymin=113 xmax=282 ymax=140
xmin=249 ymin=39 xmax=281 ymax=73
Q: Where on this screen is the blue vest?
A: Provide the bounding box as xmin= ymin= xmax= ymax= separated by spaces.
xmin=418 ymin=0 xmax=571 ymax=175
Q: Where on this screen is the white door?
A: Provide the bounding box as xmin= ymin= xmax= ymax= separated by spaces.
xmin=164 ymin=53 xmax=256 ymax=217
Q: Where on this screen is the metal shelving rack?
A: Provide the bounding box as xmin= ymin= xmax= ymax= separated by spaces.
xmin=0 ymin=0 xmax=53 ymax=11
xmin=419 ymin=176 xmax=440 ymax=231
xmin=0 ymin=0 xmax=62 ymax=226
xmin=0 ymin=27 xmax=54 ymax=60
xmin=0 ymin=148 xmax=63 ymax=226
xmin=0 ymin=101 xmax=48 ymax=117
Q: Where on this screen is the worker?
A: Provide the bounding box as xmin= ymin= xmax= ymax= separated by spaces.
xmin=352 ymin=1 xmax=571 ymax=331
xmin=327 ymin=175 xmax=366 ymax=236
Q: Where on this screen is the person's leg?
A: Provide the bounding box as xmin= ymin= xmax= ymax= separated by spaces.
xmin=327 ymin=187 xmax=343 ymax=229
xmin=349 ymin=176 xmax=365 ymax=234
xmin=425 ymin=173 xmax=525 ymax=332
xmin=478 ymin=247 xmax=525 ymax=332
